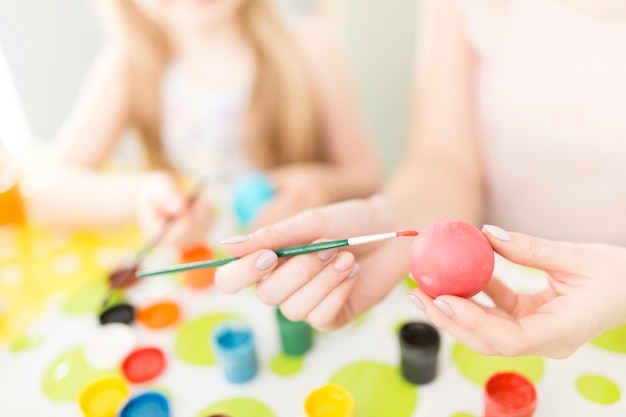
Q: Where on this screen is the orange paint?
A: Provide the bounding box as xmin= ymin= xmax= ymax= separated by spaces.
xmin=137 ymin=301 xmax=180 ymax=329
xmin=179 ymin=243 xmax=215 ymax=289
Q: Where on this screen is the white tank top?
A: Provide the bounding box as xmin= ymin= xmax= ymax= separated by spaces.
xmin=160 ymin=61 xmax=256 ymax=239
xmin=456 ymin=0 xmax=626 ymax=245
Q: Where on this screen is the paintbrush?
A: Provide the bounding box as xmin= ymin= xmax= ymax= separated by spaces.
xmin=135 ymin=230 xmax=418 ymax=279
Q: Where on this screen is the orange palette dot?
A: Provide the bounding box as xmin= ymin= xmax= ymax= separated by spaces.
xmin=137 ymin=301 xmax=180 ymax=329
xmin=79 ymin=375 xmax=130 ymax=417
xmin=122 ymin=347 xmax=166 ymax=384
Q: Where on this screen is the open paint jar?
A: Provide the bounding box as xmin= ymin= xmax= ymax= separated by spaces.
xmin=484 ymin=371 xmax=537 ymax=417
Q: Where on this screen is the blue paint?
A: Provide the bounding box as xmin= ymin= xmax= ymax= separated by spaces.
xmin=232 ymin=171 xmax=275 ymax=227
xmin=212 ymin=321 xmax=258 ymax=384
xmin=119 ymin=391 xmax=169 ymax=417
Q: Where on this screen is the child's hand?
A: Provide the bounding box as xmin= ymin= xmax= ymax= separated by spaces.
xmin=215 ymin=197 xmax=412 ymax=331
xmin=408 ymin=226 xmax=626 ymax=359
xmin=252 ymin=166 xmax=330 ymax=229
xmin=136 ymin=172 xmax=214 ymax=248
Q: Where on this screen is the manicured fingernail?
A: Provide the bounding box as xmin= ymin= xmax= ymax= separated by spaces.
xmin=221 ymin=235 xmax=250 ymax=244
xmin=433 ymin=299 xmax=454 ymax=317
xmin=255 ymin=251 xmax=277 ymax=270
xmin=482 ymin=224 xmax=510 ymax=241
xmin=317 ymin=248 xmax=336 ymax=261
xmin=348 ymin=263 xmax=360 ymax=279
xmin=407 ymin=294 xmax=424 ymax=311
xmin=334 ymin=253 xmax=353 ymax=271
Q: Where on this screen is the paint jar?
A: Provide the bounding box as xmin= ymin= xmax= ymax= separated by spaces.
xmin=484 ymin=372 xmax=537 ymax=417
xmin=180 ymin=243 xmax=215 ymax=289
xmin=398 ymin=321 xmax=440 ymax=385
xmin=212 ymin=321 xmax=258 ymax=384
xmin=0 ymin=158 xmax=25 ymax=227
xmin=232 ymin=171 xmax=275 ymax=228
xmin=303 ymin=384 xmax=354 ymax=417
xmin=276 ymin=307 xmax=313 ymax=356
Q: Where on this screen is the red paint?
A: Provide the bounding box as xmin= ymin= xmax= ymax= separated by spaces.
xmin=122 ymin=347 xmax=166 ymax=383
xmin=484 ymin=372 xmax=537 ymax=417
xmin=409 ymin=220 xmax=494 ymax=298
xmin=396 ymin=230 xmax=419 ymax=237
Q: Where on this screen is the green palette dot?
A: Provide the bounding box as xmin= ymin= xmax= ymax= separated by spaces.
xmin=42 ymin=347 xmax=118 ymax=401
xmin=576 ymin=374 xmax=621 ymax=404
xmin=173 ymin=312 xmax=241 ymax=365
xmin=194 ymin=398 xmax=276 ymax=417
xmin=11 ymin=330 xmax=43 ymax=353
xmin=590 ymin=325 xmax=626 ymax=354
xmin=452 ymin=342 xmax=544 ymax=386
xmin=329 ymin=361 xmax=417 ymax=417
xmin=62 ymin=280 xmax=107 ymax=315
xmin=270 ymin=353 xmax=304 ymax=376
xmin=403 ymin=276 xmax=418 ymax=291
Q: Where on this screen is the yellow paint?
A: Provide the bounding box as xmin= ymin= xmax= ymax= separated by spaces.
xmin=0 ymin=224 xmax=141 ymax=345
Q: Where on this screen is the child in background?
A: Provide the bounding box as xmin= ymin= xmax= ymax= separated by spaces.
xmin=25 ymin=0 xmax=381 ymax=248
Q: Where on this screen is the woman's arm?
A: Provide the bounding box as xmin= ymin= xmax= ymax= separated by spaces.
xmin=384 ymin=0 xmax=484 ymax=230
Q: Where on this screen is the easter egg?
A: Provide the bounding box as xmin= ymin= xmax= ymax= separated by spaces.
xmin=409 ymin=220 xmax=494 ymax=298
xmin=232 ymin=172 xmax=275 ymax=228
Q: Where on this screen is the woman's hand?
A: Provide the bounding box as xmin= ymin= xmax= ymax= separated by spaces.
xmin=409 ymin=225 xmax=626 ymax=358
xmin=135 ymin=172 xmax=214 ymax=248
xmin=215 ymin=196 xmax=414 ymax=331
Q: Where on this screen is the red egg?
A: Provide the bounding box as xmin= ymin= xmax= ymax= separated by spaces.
xmin=409 ymin=220 xmax=494 ymax=298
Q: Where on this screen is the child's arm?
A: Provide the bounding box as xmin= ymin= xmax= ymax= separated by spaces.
xmin=24 ymin=45 xmax=159 ymax=228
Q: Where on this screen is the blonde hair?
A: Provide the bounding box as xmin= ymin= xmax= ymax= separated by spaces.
xmin=103 ymin=0 xmax=322 ymax=170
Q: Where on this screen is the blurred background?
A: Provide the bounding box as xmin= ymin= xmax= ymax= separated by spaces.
xmin=0 ymin=0 xmax=418 ymax=173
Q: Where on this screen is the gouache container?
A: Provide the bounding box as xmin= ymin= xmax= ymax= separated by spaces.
xmin=119 ymin=391 xmax=170 ymax=417
xmin=121 ymin=347 xmax=167 ymax=384
xmin=484 ymin=372 xmax=537 ymax=417
xmin=180 ymin=243 xmax=215 ymax=289
xmin=0 ymin=161 xmax=25 ymax=226
xmin=83 ymin=323 xmax=137 ymax=370
xmin=303 ymin=384 xmax=354 ymax=417
xmin=137 ymin=300 xmax=180 ymax=329
xmin=275 ymin=307 xmax=313 ymax=356
xmin=212 ymin=321 xmax=258 ymax=383
xmin=78 ymin=375 xmax=130 ymax=417
xmin=99 ymin=302 xmax=135 ymax=326
xmin=398 ymin=321 xmax=441 ymax=385
xmin=232 ymin=171 xmax=275 ymax=227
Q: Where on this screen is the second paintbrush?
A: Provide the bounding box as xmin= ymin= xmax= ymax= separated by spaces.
xmin=135 ymin=230 xmax=418 ymax=279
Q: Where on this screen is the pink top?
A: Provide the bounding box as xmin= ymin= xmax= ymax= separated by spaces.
xmin=457 ymin=0 xmax=626 ymax=245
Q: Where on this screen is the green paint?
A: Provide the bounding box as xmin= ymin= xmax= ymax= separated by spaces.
xmin=42 ymin=347 xmax=118 ymax=401
xmin=576 ymin=374 xmax=621 ymax=404
xmin=270 ymin=353 xmax=304 ymax=376
xmin=10 ymin=330 xmax=43 ymax=353
xmin=450 ymin=413 xmax=476 ymax=417
xmin=452 ymin=342 xmax=544 ymax=386
xmin=590 ymin=325 xmax=626 ymax=353
xmin=194 ymin=398 xmax=276 ymax=417
xmin=329 ymin=361 xmax=417 ymax=417
xmin=62 ymin=280 xmax=108 ymax=315
xmin=352 ymin=311 xmax=370 ymax=327
xmin=173 ymin=312 xmax=240 ymax=365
